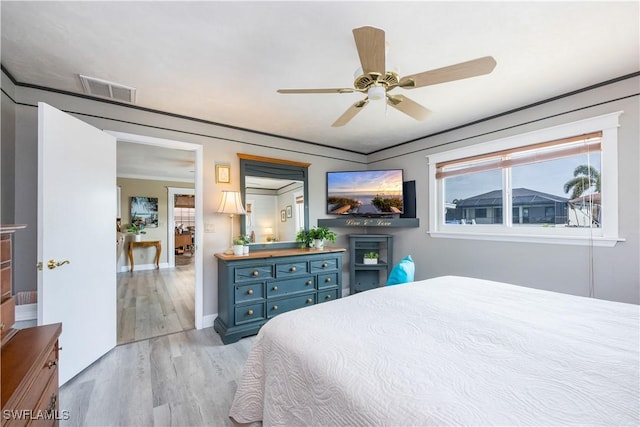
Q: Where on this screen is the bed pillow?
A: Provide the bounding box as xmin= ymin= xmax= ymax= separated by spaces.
xmin=386 ymin=255 xmax=415 ymax=286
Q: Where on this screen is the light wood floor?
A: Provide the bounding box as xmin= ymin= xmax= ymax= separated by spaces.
xmin=60 ymin=328 xmax=254 ymax=426
xmin=117 ymin=256 xmax=195 ymax=345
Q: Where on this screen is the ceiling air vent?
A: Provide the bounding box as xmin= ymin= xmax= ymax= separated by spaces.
xmin=79 ymin=75 xmax=136 ymax=103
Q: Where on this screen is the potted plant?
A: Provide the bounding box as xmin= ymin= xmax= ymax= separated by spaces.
xmin=363 ymin=252 xmax=379 ymax=264
xmin=308 ymin=226 xmax=337 ymax=250
xmin=126 ymin=221 xmax=146 ymax=242
xmin=233 ymin=237 xmax=245 ymax=256
xmin=240 ymin=234 xmax=251 ymax=255
xmin=295 ymin=229 xmax=313 ymax=248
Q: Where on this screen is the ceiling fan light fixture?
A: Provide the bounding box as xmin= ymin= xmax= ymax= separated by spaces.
xmin=368 ymin=85 xmax=385 ymax=101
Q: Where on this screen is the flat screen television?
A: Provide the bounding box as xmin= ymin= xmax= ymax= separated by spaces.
xmin=326 ymin=169 xmax=404 ymax=216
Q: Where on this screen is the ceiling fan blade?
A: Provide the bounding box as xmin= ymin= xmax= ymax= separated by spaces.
xmin=332 ymin=98 xmax=369 ymax=127
xmin=387 ymin=94 xmax=430 ymax=121
xmin=399 ymin=56 xmax=497 ymax=89
xmin=352 ymin=26 xmax=386 ymax=77
xmin=277 ymin=88 xmax=355 ymax=94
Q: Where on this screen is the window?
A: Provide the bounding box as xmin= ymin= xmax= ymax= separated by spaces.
xmin=174 ymin=207 xmax=195 ymax=230
xmin=427 ymin=112 xmax=622 ymax=246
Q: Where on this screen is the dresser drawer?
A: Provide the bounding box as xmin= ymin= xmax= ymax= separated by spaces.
xmin=235 ymin=303 xmax=265 ymax=325
xmin=1 ymin=236 xmax=10 ymax=263
xmin=275 ymin=261 xmax=308 ymax=278
xmin=318 ymin=289 xmax=338 ymax=303
xmin=234 ymin=283 xmax=264 ymax=303
xmin=13 ymin=344 xmax=58 ymax=416
xmin=267 ymin=276 xmax=315 ymax=298
xmin=310 ymin=257 xmax=338 ymax=273
xmin=1 ymin=264 xmax=11 ymax=297
xmin=266 ymin=293 xmax=315 ymax=318
xmin=317 ymin=272 xmax=339 ymax=289
xmin=1 ymin=296 xmax=15 ymax=336
xmin=234 ymin=265 xmax=273 ymax=282
xmin=31 ymin=373 xmax=59 ymax=427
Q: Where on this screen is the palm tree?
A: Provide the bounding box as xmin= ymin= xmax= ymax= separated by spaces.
xmin=563 ymin=165 xmax=601 ymax=199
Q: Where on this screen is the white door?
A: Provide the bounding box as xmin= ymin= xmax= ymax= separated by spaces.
xmin=37 ymin=102 xmax=116 ymax=385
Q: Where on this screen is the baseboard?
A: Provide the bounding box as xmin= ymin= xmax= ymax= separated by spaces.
xmin=15 ymin=303 xmax=37 ymax=321
xmin=201 ymin=313 xmax=216 ymax=329
xmin=118 ymin=262 xmax=170 ymax=273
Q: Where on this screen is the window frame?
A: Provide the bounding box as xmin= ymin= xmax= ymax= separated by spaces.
xmin=427 ymin=112 xmax=623 ymax=247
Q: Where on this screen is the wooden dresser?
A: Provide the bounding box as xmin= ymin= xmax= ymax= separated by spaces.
xmin=1 ymin=323 xmax=62 ymax=426
xmin=214 ymin=247 xmax=345 ymax=344
xmin=1 ymin=225 xmax=64 ymax=426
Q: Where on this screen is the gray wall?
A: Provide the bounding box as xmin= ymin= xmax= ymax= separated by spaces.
xmin=369 ymin=76 xmax=639 ymax=304
xmin=1 ymin=72 xmax=366 ymax=314
xmin=1 ymin=72 xmax=16 ymax=224
xmin=2 ymin=69 xmax=637 ymax=312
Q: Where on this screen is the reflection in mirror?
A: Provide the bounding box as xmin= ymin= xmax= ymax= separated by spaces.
xmin=244 ymin=176 xmax=304 ymax=243
xmin=239 ymin=154 xmax=310 ymax=250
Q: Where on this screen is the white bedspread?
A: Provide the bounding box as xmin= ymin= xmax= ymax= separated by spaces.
xmin=229 ymin=276 xmax=640 ymax=426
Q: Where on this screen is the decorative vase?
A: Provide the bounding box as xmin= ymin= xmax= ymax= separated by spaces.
xmin=133 ymin=234 xmax=142 ymax=242
xmin=233 ymin=245 xmax=244 ymax=256
xmin=363 ymin=258 xmax=378 ymax=265
xmin=314 ymin=239 xmax=324 ymax=250
xmin=243 ymin=245 xmax=249 ymax=255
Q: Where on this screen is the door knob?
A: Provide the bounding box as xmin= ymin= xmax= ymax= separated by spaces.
xmin=47 ymin=259 xmax=70 ymax=270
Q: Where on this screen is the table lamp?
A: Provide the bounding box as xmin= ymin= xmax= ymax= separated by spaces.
xmin=217 ymin=191 xmax=246 ymax=254
xmin=264 ymin=227 xmax=273 ymax=242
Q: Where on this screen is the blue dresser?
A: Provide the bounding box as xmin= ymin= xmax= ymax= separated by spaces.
xmin=214 ymin=247 xmax=345 ymax=344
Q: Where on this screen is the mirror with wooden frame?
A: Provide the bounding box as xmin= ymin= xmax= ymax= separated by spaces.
xmin=238 ymin=154 xmax=310 ymax=250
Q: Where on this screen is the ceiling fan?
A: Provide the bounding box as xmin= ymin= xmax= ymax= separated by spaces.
xmin=277 ymin=26 xmax=496 ymax=127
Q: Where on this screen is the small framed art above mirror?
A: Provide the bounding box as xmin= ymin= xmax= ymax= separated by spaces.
xmin=238 ymin=154 xmax=310 ymax=250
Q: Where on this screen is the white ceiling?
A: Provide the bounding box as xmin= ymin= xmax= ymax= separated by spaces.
xmin=116 ymin=142 xmax=195 ymax=182
xmin=2 ymin=1 xmax=638 ymax=180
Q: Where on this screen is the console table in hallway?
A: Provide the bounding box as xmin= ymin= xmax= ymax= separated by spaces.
xmin=128 ymin=240 xmax=161 ymax=272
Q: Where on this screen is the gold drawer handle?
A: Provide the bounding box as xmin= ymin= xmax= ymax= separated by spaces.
xmin=325 ymin=277 xmax=332 ymax=282
xmin=322 ymin=262 xmax=328 ymax=268
xmin=272 ymin=286 xmax=278 ymax=291
xmin=247 ymin=289 xmax=254 ymax=295
xmin=247 ymin=309 xmax=254 ymax=316
xmin=306 ymin=280 xmax=313 ymax=286
xmin=325 ymin=294 xmax=332 ymax=300
xmin=0 ymin=322 xmax=4 ymax=331
xmin=47 ymin=360 xmax=57 ymax=368
xmin=290 ymin=266 xmax=296 ymax=272
xmin=252 ymin=270 xmax=259 ymax=276
xmin=273 ymin=305 xmax=278 ymax=311
xmin=306 ymin=298 xmax=313 ymax=303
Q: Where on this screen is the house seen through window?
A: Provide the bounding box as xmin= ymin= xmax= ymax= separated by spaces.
xmin=428 ymin=112 xmax=621 ymax=246
xmin=442 ymin=133 xmax=601 ymax=227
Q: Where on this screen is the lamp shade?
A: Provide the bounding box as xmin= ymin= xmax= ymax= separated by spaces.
xmin=216 ymin=191 xmax=246 ymax=215
xmin=368 ymin=85 xmax=385 ymax=101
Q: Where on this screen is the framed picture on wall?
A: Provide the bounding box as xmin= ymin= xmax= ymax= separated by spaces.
xmin=130 ymin=196 xmax=159 ymax=228
xmin=216 ymin=164 xmax=230 ymax=184
xmin=281 ymin=210 xmax=286 ymax=222
xmin=286 ymin=205 xmax=292 ymax=218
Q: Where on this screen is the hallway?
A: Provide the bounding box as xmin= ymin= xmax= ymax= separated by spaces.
xmin=117 ymin=256 xmax=194 ymax=345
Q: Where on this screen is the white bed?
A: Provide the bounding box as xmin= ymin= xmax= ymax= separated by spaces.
xmin=229 ymin=276 xmax=639 ymax=426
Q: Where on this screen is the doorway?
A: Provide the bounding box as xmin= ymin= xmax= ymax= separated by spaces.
xmin=110 ymin=131 xmax=204 ymax=345
xmin=168 ymin=187 xmax=195 ymax=268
